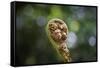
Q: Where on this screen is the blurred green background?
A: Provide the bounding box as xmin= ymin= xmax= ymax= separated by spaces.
xmin=15 ymin=2 xmax=97 ymax=65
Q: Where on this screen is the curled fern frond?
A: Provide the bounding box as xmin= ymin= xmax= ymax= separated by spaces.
xmin=45 ymin=18 xmax=71 ymax=62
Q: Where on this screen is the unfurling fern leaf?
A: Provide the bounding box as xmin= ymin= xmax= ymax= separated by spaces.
xmin=45 ymin=18 xmax=71 ymax=62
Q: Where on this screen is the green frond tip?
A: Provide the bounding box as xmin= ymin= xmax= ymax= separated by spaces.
xmin=45 ymin=18 xmax=71 ymax=63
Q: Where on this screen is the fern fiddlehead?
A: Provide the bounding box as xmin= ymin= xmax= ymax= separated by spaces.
xmin=45 ymin=18 xmax=71 ymax=62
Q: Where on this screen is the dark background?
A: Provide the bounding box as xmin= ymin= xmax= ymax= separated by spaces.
xmin=15 ymin=2 xmax=97 ymax=66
